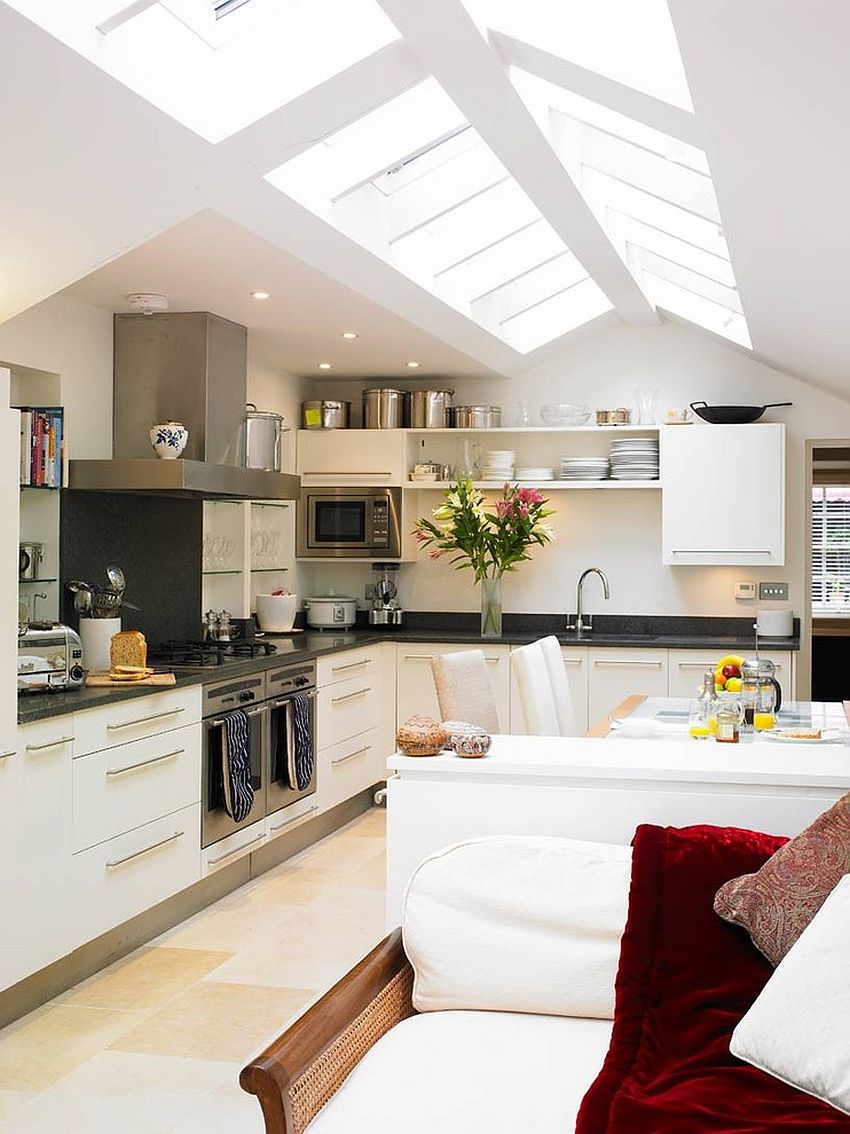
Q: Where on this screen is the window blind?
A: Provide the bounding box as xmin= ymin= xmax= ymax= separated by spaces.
xmin=812 ymin=486 xmax=850 ymax=611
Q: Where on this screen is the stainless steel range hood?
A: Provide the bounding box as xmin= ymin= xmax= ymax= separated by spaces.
xmin=69 ymin=312 xmax=300 ymax=501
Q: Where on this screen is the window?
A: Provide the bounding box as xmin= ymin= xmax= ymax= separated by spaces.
xmin=811 ymin=487 xmax=850 ymax=612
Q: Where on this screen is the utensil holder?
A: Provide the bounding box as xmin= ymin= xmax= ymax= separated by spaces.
xmin=79 ymin=616 xmax=121 ymax=672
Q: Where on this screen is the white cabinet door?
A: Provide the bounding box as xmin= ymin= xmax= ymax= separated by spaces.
xmin=297 ymin=430 xmax=406 ymax=485
xmin=396 ymin=644 xmax=511 ymax=731
xmin=318 ymin=726 xmax=385 ymax=813
xmin=0 ymin=368 xmax=19 ymax=753
xmin=509 ymin=646 xmax=589 ymax=735
xmin=668 ymin=649 xmax=794 ymax=699
xmin=588 ymin=649 xmax=669 ymax=727
xmin=1 ymin=720 xmax=74 ymax=990
xmin=661 ymin=424 xmax=785 ymax=565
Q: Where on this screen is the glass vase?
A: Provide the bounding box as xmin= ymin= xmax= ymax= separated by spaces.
xmin=480 ymin=575 xmax=503 ymax=639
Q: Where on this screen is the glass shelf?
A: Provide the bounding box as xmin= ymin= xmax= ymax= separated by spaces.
xmin=18 ymin=577 xmax=57 ymax=584
xmin=202 ymin=569 xmax=242 ymax=576
xmin=20 ymin=484 xmax=61 ymax=491
xmin=250 ymin=566 xmax=289 ymax=573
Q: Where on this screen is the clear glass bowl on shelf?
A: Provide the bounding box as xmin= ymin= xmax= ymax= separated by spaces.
xmin=539 ymin=404 xmax=591 ymax=426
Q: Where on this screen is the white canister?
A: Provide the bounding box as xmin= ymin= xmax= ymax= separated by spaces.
xmin=304 ymin=596 xmax=357 ymax=630
xmin=149 ymin=421 xmax=189 ymax=459
xmin=255 ymin=594 xmax=298 ymax=633
xmin=755 ymin=609 xmax=794 ymax=637
xmin=78 ymin=617 xmax=122 ymax=671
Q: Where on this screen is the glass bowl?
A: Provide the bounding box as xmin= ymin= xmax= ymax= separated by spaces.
xmin=540 ymin=404 xmax=591 ymax=426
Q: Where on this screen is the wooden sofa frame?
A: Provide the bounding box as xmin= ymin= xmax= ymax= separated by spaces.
xmin=240 ymin=929 xmax=415 ymax=1134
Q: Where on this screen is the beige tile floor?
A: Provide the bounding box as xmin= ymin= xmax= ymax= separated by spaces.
xmin=0 ymin=807 xmax=387 ymax=1132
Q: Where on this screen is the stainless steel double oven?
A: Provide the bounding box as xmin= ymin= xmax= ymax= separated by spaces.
xmin=201 ymin=660 xmax=317 ymax=850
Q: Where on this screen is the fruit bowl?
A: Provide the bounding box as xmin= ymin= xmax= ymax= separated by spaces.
xmin=540 ymin=403 xmax=591 ymax=426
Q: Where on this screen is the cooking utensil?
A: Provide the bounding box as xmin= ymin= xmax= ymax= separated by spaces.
xmin=304 ymin=596 xmax=357 ymax=629
xmin=74 ymin=589 xmax=92 ymax=616
xmin=689 ymin=401 xmax=792 ymax=424
xmin=301 ymin=400 xmax=351 ymax=429
xmin=452 ymin=406 xmax=502 ymax=429
xmin=409 ymin=389 xmax=454 ymax=429
xmin=363 ymin=388 xmax=407 ymax=429
xmin=245 ymin=403 xmax=285 ymax=471
xmin=106 ymin=564 xmax=125 ymax=594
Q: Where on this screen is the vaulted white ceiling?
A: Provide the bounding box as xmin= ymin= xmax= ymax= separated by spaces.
xmin=1 ymin=0 xmax=849 ymax=391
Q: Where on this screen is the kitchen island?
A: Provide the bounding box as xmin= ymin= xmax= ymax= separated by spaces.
xmin=384 ymin=710 xmax=850 ymax=926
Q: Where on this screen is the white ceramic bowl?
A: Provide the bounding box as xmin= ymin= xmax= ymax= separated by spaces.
xmin=617 ymin=718 xmax=655 ymax=738
xmin=255 ymin=594 xmax=298 ymax=633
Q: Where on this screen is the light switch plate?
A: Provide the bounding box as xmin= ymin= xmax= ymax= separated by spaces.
xmin=758 ymin=581 xmax=789 ymax=601
xmin=735 ymin=581 xmax=757 ymax=599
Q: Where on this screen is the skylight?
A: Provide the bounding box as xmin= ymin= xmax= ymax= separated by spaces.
xmin=7 ymin=0 xmax=401 ymax=142
xmin=266 ymin=78 xmax=613 ymax=352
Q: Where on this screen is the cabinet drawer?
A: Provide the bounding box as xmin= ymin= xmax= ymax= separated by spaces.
xmin=317 ymin=647 xmax=379 ymax=689
xmin=318 ymin=726 xmax=385 ymax=813
xmin=668 ymin=649 xmax=792 ymax=699
xmin=318 ymin=672 xmax=379 ymax=750
xmin=266 ymin=794 xmax=321 ymax=841
xmin=71 ymin=803 xmax=201 ymax=941
xmin=74 ymin=686 xmax=202 ymax=755
xmin=588 ymin=649 xmax=669 ymax=728
xmin=72 ymin=724 xmax=201 ymax=852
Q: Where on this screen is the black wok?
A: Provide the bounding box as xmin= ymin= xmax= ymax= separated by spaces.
xmin=689 ymin=401 xmax=792 ymax=424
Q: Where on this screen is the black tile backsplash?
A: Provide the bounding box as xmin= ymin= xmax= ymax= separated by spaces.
xmin=60 ymin=490 xmax=203 ymax=643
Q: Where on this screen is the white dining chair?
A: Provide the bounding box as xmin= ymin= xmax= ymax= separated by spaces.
xmin=431 ymin=649 xmax=500 ymax=733
xmin=512 ymin=636 xmax=578 ymax=736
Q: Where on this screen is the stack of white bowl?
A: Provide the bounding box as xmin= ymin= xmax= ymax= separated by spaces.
xmin=609 ymin=437 xmax=660 ymax=480
xmin=482 ymin=450 xmax=515 ymax=481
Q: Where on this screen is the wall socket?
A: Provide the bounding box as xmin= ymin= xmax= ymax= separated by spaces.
xmin=758 ymin=581 xmax=789 ymax=601
xmin=734 ymin=581 xmax=757 ymax=600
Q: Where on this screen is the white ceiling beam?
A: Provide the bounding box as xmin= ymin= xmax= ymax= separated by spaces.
xmin=377 ymin=0 xmax=658 ymax=325
xmin=491 ymin=32 xmax=703 ymax=149
xmin=219 ymin=39 xmax=428 ymax=173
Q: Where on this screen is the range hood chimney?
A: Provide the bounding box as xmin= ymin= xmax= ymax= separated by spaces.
xmin=69 ymin=312 xmax=300 ymax=501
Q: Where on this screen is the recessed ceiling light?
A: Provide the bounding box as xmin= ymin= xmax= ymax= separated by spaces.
xmin=341 ymin=331 xmax=358 ymax=339
xmin=318 ymin=362 xmax=332 ymax=370
xmin=251 ymin=290 xmax=271 ymax=300
xmin=406 ymin=360 xmax=421 ymax=368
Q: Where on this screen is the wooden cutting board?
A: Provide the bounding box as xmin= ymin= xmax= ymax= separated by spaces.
xmin=85 ymin=671 xmax=177 ymax=687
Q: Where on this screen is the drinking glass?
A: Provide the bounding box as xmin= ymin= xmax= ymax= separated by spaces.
xmin=688 ymin=698 xmax=712 ymax=739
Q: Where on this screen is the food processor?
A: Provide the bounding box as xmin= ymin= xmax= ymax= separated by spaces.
xmin=369 ymin=563 xmax=403 ymax=626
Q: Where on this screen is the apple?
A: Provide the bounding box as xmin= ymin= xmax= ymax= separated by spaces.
xmin=721 ymin=663 xmax=741 ymax=680
xmin=726 ymin=677 xmax=743 ymax=693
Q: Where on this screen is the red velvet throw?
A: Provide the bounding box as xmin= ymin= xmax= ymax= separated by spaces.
xmin=576 ymin=823 xmax=850 ymax=1134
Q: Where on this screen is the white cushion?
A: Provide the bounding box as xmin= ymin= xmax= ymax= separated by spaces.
xmin=731 ymin=873 xmax=850 ymax=1114
xmin=403 ymin=835 xmax=631 ymax=1018
xmin=306 ymin=1009 xmax=613 ymax=1134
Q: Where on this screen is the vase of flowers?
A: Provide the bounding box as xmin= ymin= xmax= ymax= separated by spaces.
xmin=413 ymin=480 xmax=555 ymax=638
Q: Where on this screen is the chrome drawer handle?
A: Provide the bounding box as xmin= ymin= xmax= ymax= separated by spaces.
xmin=0 ymin=749 xmax=15 ymax=760
xmin=677 ymin=662 xmax=715 ymax=669
xmin=107 ymin=707 xmax=186 ymax=731
xmin=268 ymin=804 xmax=319 ymax=832
xmin=207 ymin=831 xmax=264 ymax=865
xmin=332 ymin=658 xmax=372 ymax=673
xmin=26 ymin=735 xmax=73 ymax=752
xmin=303 ymin=470 xmax=392 ymax=476
xmin=561 ymin=659 xmax=583 ymax=667
xmin=332 ymin=745 xmax=371 ymax=766
xmin=106 ymin=830 xmax=183 ymax=869
xmin=593 ymin=660 xmax=663 ymax=667
xmin=404 ymin=654 xmax=500 ymax=663
xmin=332 ymin=688 xmax=370 ymax=705
xmin=671 ymin=550 xmax=771 ymax=555
xmin=106 ymin=748 xmax=184 ymax=777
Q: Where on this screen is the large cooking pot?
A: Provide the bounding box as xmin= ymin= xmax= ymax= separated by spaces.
xmin=410 ymin=389 xmax=454 ymax=429
xmin=363 ymin=388 xmax=407 ymax=429
xmin=245 ymin=404 xmax=284 ymax=471
xmin=451 ymin=405 xmax=502 ymax=429
xmin=690 ymin=401 xmax=792 ymax=424
xmin=302 ymin=400 xmax=351 ymax=429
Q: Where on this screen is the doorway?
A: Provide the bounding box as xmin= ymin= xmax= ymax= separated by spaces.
xmin=807 ymin=444 xmax=850 ymax=702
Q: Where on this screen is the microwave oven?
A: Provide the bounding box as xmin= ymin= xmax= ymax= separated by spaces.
xmin=297 ymin=487 xmax=402 ymax=558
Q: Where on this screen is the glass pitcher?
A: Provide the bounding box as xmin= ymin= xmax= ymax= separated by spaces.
xmin=741 ymin=659 xmax=783 ymax=731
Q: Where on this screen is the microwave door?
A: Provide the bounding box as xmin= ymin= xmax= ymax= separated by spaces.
xmin=310 ymin=497 xmax=368 ymax=549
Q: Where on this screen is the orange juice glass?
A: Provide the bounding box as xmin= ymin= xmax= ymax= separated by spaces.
xmin=754 ymin=712 xmax=775 ymax=731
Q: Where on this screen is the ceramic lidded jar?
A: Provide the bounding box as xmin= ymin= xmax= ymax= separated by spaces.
xmin=396 ymin=715 xmax=448 ymax=757
xmin=149 ymin=421 xmax=189 ymax=459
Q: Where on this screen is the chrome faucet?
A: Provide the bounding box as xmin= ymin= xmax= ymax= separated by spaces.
xmin=567 ymin=568 xmax=610 ymax=634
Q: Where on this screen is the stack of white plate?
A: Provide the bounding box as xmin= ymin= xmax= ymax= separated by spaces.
xmin=609 ymin=438 xmax=660 ymax=480
xmin=482 ymin=450 xmax=515 ymax=480
xmin=560 ymin=456 xmax=610 ymax=480
xmin=516 ymin=467 xmax=555 ymax=481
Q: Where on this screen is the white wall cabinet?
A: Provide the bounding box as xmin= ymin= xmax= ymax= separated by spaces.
xmin=509 ymin=645 xmax=589 ymax=735
xmin=587 ymin=648 xmax=670 ymax=726
xmin=395 ymin=644 xmax=511 ymax=731
xmin=297 ymin=430 xmax=406 ymax=486
xmin=661 ymin=424 xmax=785 ymax=565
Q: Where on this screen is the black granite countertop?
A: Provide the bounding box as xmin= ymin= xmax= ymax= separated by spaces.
xmin=18 ymin=613 xmax=798 ymax=725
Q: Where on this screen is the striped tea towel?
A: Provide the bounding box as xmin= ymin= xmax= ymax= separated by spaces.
xmin=292 ymin=694 xmax=313 ymax=792
xmin=221 ymin=710 xmax=254 ymax=822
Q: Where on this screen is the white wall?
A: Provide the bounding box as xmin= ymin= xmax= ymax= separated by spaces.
xmin=308 ymin=320 xmax=850 ymax=621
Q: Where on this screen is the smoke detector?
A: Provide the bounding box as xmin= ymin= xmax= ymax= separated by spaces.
xmin=126 ymin=292 xmax=169 ymax=315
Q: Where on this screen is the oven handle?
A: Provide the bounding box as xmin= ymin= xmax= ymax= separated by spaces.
xmin=210 ymin=705 xmax=269 ymax=728
xmin=272 ymin=692 xmax=316 ymax=708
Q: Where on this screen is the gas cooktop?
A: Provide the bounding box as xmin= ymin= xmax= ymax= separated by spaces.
xmin=148 ymin=639 xmax=278 ymax=669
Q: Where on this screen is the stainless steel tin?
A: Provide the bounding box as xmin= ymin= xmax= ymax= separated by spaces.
xmin=452 ymin=405 xmax=502 ymax=429
xmin=19 ymin=542 xmax=44 ymax=580
xmin=596 ymin=407 xmax=632 ymax=426
xmin=409 ymin=389 xmax=454 ymax=429
xmin=363 ymin=388 xmax=407 ymax=429
xmin=245 ymin=404 xmax=283 ymax=471
xmin=301 ymin=400 xmax=351 ymax=429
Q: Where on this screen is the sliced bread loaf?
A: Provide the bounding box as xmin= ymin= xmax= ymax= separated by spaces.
xmin=110 ymin=630 xmax=147 ymax=670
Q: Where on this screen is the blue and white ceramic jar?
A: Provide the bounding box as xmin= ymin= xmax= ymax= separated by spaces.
xmin=149 ymin=421 xmax=188 ymax=460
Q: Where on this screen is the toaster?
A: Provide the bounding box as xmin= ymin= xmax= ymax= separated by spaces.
xmin=18 ymin=623 xmax=85 ymax=693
